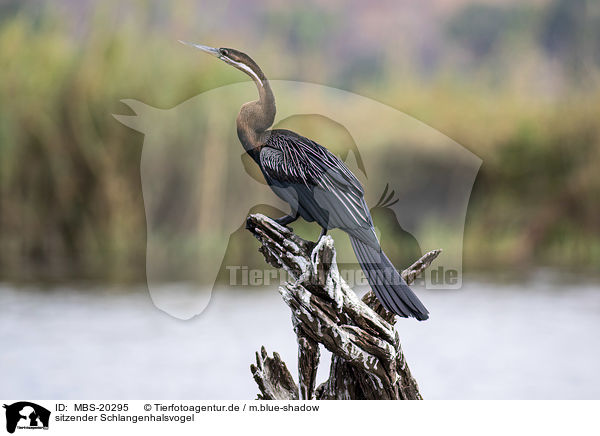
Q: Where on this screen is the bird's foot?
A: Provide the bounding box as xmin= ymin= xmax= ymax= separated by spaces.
xmin=274 ymin=213 xmax=299 ymax=229
xmin=317 ymin=227 xmax=328 ymax=242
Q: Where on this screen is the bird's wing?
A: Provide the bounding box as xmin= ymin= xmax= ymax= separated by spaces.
xmin=261 ymin=130 xmax=378 ymax=248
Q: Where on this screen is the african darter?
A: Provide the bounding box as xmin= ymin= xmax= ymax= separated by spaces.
xmin=181 ymin=42 xmax=429 ymax=320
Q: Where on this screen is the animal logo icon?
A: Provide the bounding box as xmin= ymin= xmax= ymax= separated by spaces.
xmin=3 ymin=402 xmax=50 ymax=434
xmin=114 ymin=80 xmax=481 ymax=319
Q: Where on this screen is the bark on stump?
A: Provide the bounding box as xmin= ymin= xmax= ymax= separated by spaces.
xmin=247 ymin=213 xmax=441 ymax=400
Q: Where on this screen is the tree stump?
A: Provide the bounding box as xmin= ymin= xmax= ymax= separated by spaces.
xmin=247 ymin=213 xmax=441 ymax=400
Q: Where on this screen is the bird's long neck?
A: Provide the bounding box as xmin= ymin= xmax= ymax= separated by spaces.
xmin=236 ymin=66 xmax=275 ymax=157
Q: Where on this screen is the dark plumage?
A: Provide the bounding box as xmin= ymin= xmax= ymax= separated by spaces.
xmin=258 ymin=129 xmax=429 ymax=320
xmin=184 ymin=42 xmax=429 ymax=320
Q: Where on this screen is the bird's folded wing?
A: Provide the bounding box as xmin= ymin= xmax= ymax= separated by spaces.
xmin=261 ymin=130 xmax=379 ymax=249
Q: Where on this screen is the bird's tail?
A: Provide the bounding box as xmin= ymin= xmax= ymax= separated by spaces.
xmin=350 ymin=236 xmax=429 ymax=321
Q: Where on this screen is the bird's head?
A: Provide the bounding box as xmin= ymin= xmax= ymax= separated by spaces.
xmin=179 ymin=42 xmax=265 ymax=86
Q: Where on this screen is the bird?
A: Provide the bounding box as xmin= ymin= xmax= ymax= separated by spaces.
xmin=181 ymin=42 xmax=429 ymax=321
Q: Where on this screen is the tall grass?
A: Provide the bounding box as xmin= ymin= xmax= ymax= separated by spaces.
xmin=1 ymin=4 xmax=599 ymax=283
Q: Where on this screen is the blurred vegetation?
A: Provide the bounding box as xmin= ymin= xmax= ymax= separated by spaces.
xmin=1 ymin=0 xmax=600 ymax=283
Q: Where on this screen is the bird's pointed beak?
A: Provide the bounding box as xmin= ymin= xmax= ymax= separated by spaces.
xmin=178 ymin=40 xmax=220 ymax=57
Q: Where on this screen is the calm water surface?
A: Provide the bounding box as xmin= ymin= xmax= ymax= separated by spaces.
xmin=1 ymin=277 xmax=599 ymax=399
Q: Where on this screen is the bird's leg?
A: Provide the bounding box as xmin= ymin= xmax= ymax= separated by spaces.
xmin=274 ymin=212 xmax=299 ymax=228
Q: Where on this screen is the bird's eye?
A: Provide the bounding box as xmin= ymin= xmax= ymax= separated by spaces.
xmin=219 ymin=48 xmax=229 ymax=57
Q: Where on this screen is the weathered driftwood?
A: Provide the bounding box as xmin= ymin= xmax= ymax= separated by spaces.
xmin=247 ymin=213 xmax=441 ymax=400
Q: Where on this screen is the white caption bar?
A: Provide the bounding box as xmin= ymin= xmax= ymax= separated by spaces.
xmin=0 ymin=400 xmax=596 ymax=436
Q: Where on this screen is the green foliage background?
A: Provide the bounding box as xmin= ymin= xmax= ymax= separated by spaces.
xmin=1 ymin=0 xmax=599 ymax=283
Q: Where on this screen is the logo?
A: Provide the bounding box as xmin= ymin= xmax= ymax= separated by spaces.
xmin=3 ymin=402 xmax=50 ymax=434
xmin=114 ymin=81 xmax=481 ymax=319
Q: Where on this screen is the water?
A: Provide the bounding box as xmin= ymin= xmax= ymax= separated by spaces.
xmin=1 ymin=278 xmax=599 ymax=399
